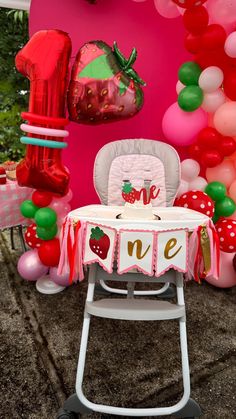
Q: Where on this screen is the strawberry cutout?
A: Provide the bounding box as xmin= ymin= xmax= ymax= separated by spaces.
xmin=24 ymin=223 xmax=44 ymax=249
xmin=68 ymin=41 xmax=145 ymax=124
xmin=122 ymin=182 xmax=137 ymax=204
xmin=89 ymin=226 xmax=110 ymax=260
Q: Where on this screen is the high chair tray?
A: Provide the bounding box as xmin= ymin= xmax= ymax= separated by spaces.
xmin=69 ymin=205 xmax=209 ymax=231
xmin=86 ymin=298 xmax=185 ymax=321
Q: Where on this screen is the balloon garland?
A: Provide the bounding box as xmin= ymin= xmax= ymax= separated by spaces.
xmin=131 ymin=0 xmax=236 ymax=287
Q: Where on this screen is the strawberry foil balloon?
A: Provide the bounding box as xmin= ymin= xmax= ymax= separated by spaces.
xmin=68 ymin=41 xmax=145 ymax=124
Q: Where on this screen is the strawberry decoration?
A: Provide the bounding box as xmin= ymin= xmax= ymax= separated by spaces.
xmin=89 ymin=226 xmax=110 ymax=259
xmin=215 ymin=218 xmax=236 ymax=253
xmin=68 ymin=41 xmax=145 ymax=124
xmin=24 ymin=223 xmax=44 ymax=249
xmin=175 ymin=190 xmax=215 ymax=217
xmin=122 ymin=182 xmax=137 ymax=204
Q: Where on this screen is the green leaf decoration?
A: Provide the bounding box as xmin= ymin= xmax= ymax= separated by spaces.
xmin=135 ymin=88 xmax=143 ymax=109
xmin=119 ymin=80 xmax=128 ymax=96
xmin=78 ymin=55 xmax=115 ymax=79
xmin=122 ymin=182 xmax=133 ymax=193
xmin=90 ymin=226 xmax=105 ymax=240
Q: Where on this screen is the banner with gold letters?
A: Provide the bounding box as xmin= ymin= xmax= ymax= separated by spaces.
xmin=155 ymin=229 xmax=188 ymax=276
xmin=82 ymin=223 xmax=188 ymax=277
xmin=118 ymin=229 xmax=156 ymax=276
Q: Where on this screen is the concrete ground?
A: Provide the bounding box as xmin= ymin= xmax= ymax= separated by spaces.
xmin=0 ymin=229 xmax=236 ymax=419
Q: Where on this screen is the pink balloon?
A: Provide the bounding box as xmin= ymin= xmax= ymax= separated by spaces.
xmin=49 ymin=267 xmax=73 ymax=286
xmin=60 ymin=189 xmax=73 ymax=203
xmin=162 ymin=102 xmax=208 ymax=146
xmin=214 ymin=102 xmax=236 ymax=137
xmin=17 ymin=249 xmax=48 ymax=281
xmin=50 ymin=200 xmax=71 ymax=216
xmin=229 ymin=180 xmax=236 ymax=202
xmin=181 ymin=159 xmax=200 ymax=182
xmin=206 ymin=160 xmax=236 ymax=188
xmin=199 ymin=66 xmax=224 ymax=93
xmin=177 ymin=179 xmax=189 ymax=198
xmin=207 ymin=0 xmax=236 ymax=27
xmin=189 ymin=176 xmax=208 ymax=191
xmin=176 ymin=80 xmax=185 ymax=94
xmin=206 ymin=251 xmax=236 ymax=288
xmin=154 ymin=0 xmax=180 ymax=18
xmin=202 ymin=89 xmax=225 ymax=113
xmin=225 ymin=31 xmax=236 ymax=58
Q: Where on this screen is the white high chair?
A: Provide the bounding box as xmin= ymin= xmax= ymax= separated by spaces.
xmin=58 ymin=139 xmax=202 ymax=419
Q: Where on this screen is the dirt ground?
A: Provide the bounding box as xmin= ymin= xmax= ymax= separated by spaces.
xmin=0 ymin=229 xmax=236 ymax=419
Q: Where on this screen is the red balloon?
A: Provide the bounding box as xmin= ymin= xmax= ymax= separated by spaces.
xmin=219 ymin=137 xmax=236 ymax=157
xmin=32 ymin=190 xmax=53 ymax=208
xmin=38 ymin=238 xmax=60 ymax=267
xmin=197 ymin=127 xmax=221 ymax=148
xmin=188 ymin=143 xmax=203 ymax=160
xmin=200 ymin=149 xmax=223 ymax=168
xmin=184 ymin=33 xmax=201 ymax=54
xmin=201 ymin=24 xmax=226 ymax=50
xmin=224 ymin=70 xmax=236 ymax=101
xmin=24 ymin=223 xmax=43 ymax=249
xmin=194 ymin=49 xmax=229 ymax=70
xmin=172 ymin=0 xmax=207 ymax=8
xmin=175 ymin=190 xmax=214 ymax=217
xmin=15 ymin=30 xmax=72 ymax=195
xmin=183 ymin=6 xmax=209 ymax=35
xmin=215 ymin=218 xmax=236 ymax=253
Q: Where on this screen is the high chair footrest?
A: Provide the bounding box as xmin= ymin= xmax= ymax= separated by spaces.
xmin=86 ymin=299 xmax=185 ymax=321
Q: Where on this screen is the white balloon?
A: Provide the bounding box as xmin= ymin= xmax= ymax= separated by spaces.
xmin=176 ymin=80 xmax=185 ymax=94
xmin=181 ymin=159 xmax=200 ymax=182
xmin=225 ymin=31 xmax=236 ymax=58
xmin=177 ymin=179 xmax=189 ymax=198
xmin=199 ymin=66 xmax=224 ymax=93
xmin=189 ymin=176 xmax=208 ymax=191
xmin=202 ymin=89 xmax=226 ymax=113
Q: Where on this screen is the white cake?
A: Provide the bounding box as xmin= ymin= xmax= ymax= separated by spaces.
xmin=121 ymin=202 xmax=155 ymax=220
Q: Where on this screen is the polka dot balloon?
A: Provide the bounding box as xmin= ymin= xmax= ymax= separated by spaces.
xmin=172 ymin=0 xmax=207 ymax=8
xmin=215 ymin=218 xmax=236 ymax=253
xmin=175 ymin=190 xmax=215 ymax=217
xmin=24 ymin=223 xmax=43 ymax=249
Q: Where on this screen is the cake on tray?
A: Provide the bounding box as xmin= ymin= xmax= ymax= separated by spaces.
xmin=120 ymin=181 xmax=160 ymax=220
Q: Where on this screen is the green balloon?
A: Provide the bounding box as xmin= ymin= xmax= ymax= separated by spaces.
xmin=20 ymin=200 xmax=39 ymax=219
xmin=178 ymin=61 xmax=202 ymax=86
xmin=35 ymin=207 xmax=57 ymax=228
xmin=178 ymin=86 xmax=203 ymax=112
xmin=212 ymin=213 xmax=220 ymax=224
xmin=36 ymin=224 xmax=58 ymax=240
xmin=215 ymin=197 xmax=236 ymax=217
xmin=205 ymin=182 xmax=227 ymax=202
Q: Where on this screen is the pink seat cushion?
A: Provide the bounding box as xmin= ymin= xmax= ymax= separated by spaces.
xmin=108 ymin=154 xmax=167 ymax=206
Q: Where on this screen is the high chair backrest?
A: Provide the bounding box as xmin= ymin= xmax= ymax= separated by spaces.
xmin=94 ymin=139 xmax=180 ymax=207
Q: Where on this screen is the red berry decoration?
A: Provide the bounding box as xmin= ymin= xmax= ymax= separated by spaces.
xmin=32 ymin=190 xmax=53 ymax=208
xmin=38 ymin=238 xmax=60 ymax=267
xmin=172 ymin=0 xmax=207 ymax=8
xmin=175 ymin=190 xmax=215 ymax=217
xmin=24 ymin=223 xmax=44 ymax=249
xmin=0 ymin=167 xmax=7 ymax=185
xmin=122 ymin=182 xmax=137 ymax=204
xmin=68 ymin=41 xmax=145 ymax=124
xmin=215 ymin=218 xmax=236 ymax=253
xmin=89 ymin=226 xmax=110 ymax=260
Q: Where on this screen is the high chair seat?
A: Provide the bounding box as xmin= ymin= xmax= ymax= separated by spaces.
xmin=86 ymin=298 xmax=185 ymax=321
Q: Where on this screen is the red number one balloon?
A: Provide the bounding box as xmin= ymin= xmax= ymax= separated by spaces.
xmin=15 ymin=30 xmax=72 ymax=195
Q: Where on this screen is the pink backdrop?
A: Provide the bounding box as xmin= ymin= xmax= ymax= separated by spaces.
xmin=29 ymin=0 xmax=189 ymax=208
